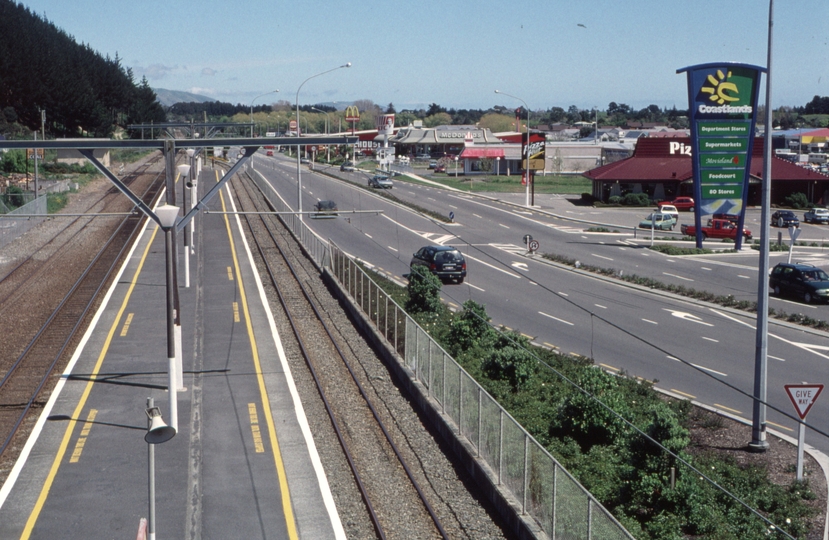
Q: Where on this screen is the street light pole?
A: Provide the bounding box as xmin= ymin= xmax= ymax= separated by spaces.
xmin=250 ymin=89 xmax=279 ymax=136
xmin=495 ymin=90 xmax=531 ymax=207
xmin=156 ymin=204 xmax=181 ymax=432
xmin=311 ymin=107 xmax=332 ymax=162
xmin=296 ymin=63 xmax=351 ymax=221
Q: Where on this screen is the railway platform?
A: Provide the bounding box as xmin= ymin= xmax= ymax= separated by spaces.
xmin=0 ymin=168 xmax=343 ymax=539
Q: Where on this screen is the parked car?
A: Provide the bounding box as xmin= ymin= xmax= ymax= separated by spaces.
xmin=311 ymin=200 xmax=338 ymax=219
xmin=300 ymin=157 xmax=311 ymax=165
xmin=681 ymin=219 xmax=752 ymax=240
xmin=656 ymin=204 xmax=679 ymax=223
xmin=340 ymin=161 xmax=356 ymax=172
xmin=803 ymin=208 xmax=829 ymax=224
xmin=639 ymin=212 xmax=676 ymax=230
xmin=266 ymin=150 xmax=273 ymax=156
xmin=428 ymin=160 xmax=438 ymax=169
xmin=769 ymin=262 xmax=829 ymax=304
xmin=368 ymin=174 xmax=393 ymax=189
xmin=410 ymin=245 xmax=467 ymax=284
xmin=658 ymin=197 xmax=695 ymax=211
xmin=434 ymin=164 xmax=446 ymax=173
xmin=771 ymin=210 xmax=800 ymax=228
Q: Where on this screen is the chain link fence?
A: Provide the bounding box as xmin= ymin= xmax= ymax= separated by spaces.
xmin=0 ymin=194 xmax=47 ymax=250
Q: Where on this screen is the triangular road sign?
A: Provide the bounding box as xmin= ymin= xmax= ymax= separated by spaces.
xmin=785 ymin=384 xmax=824 ymax=420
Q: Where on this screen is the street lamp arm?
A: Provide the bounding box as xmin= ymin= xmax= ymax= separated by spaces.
xmin=250 ymin=89 xmax=279 ymax=125
xmin=296 ymin=63 xmax=351 ymax=134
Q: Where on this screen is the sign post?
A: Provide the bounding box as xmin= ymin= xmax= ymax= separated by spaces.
xmin=784 ymin=384 xmax=823 ymax=481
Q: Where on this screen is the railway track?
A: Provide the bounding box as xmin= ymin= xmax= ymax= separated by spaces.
xmin=230 ymin=169 xmax=509 ymax=540
xmin=0 ymin=154 xmax=166 ymax=483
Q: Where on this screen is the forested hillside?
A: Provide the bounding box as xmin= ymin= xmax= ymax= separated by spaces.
xmin=0 ymin=0 xmax=165 ymax=138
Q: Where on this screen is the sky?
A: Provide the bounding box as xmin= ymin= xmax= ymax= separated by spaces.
xmin=15 ymin=0 xmax=829 ymax=113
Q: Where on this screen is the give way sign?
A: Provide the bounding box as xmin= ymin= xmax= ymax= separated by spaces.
xmin=784 ymin=384 xmax=824 ymax=420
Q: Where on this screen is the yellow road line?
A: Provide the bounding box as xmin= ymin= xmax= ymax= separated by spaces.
xmin=767 ymin=420 xmax=793 ymax=432
xmin=69 ymin=410 xmax=98 ymax=464
xmin=599 ymin=363 xmax=620 ymax=372
xmin=233 ymin=302 xmax=240 ymax=323
xmin=671 ymin=389 xmax=696 ymax=399
xmin=714 ymin=403 xmax=742 ymax=415
xmin=248 ymin=403 xmax=265 ymax=453
xmin=119 ymin=313 xmax=133 ymax=337
xmin=23 ymin=224 xmax=160 ymax=539
xmin=219 ymin=187 xmax=298 ymax=540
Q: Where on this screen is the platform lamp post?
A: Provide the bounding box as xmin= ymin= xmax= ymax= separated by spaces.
xmin=250 ymin=89 xmax=279 ymax=136
xmin=145 ymin=397 xmax=175 ymax=540
xmin=495 ymin=90 xmax=531 ymax=207
xmin=296 ymin=63 xmax=351 ymax=221
xmin=311 ymin=107 xmax=331 ymax=162
xmin=156 ymin=204 xmax=181 ymax=433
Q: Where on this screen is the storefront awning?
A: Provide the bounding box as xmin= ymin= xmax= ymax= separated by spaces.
xmin=459 ymin=148 xmax=505 ymax=159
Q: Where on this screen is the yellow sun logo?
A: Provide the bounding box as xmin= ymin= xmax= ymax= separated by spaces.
xmin=701 ymin=70 xmax=740 ymax=105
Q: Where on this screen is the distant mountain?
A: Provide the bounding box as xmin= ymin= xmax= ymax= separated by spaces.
xmin=153 ymin=88 xmax=217 ymax=108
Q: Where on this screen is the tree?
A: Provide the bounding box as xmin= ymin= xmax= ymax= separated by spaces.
xmin=426 ymin=103 xmax=445 ymax=116
xmin=405 ymin=268 xmax=442 ymax=315
xmin=423 ymin=112 xmax=452 ymax=128
xmin=477 ymin=112 xmax=515 ymax=132
xmin=385 ymin=102 xmax=396 ymax=114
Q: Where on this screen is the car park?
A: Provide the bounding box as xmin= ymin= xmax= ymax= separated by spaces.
xmin=368 ymin=174 xmax=393 ymax=189
xmin=340 ymin=161 xmax=356 ymax=172
xmin=638 ymin=212 xmax=676 ymax=230
xmin=311 ymin=200 xmax=338 ymax=219
xmin=769 ymin=262 xmax=829 ymax=304
xmin=658 ymin=196 xmax=695 ymax=211
xmin=771 ymin=210 xmax=800 ymax=228
xmin=803 ymin=208 xmax=829 ymax=224
xmin=410 ymin=245 xmax=467 ymax=284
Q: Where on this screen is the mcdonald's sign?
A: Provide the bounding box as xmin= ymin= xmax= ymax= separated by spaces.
xmin=345 ymin=105 xmax=360 ymax=123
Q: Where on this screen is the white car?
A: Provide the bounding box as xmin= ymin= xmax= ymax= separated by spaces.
xmin=656 ymin=204 xmax=679 ymax=223
xmin=804 ymin=208 xmax=829 ymax=224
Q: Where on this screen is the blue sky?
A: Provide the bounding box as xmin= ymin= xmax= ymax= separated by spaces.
xmin=16 ymin=0 xmax=829 ymax=112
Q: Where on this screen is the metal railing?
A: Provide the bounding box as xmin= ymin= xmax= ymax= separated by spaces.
xmin=328 ymin=242 xmax=633 ymax=539
xmin=0 ymin=195 xmax=48 ymax=250
xmin=246 ymin=165 xmax=633 ymax=539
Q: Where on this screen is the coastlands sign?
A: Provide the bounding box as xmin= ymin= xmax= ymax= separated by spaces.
xmin=677 ymin=62 xmax=765 ymax=250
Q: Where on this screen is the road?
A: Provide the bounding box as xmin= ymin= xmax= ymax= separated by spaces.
xmin=246 ymin=151 xmax=829 ymax=456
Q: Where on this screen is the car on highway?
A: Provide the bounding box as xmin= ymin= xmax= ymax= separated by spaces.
xmin=300 ymin=157 xmax=311 ymax=165
xmin=658 ymin=196 xmax=695 ymax=211
xmin=368 ymin=174 xmax=393 ymax=189
xmin=803 ymin=208 xmax=829 ymax=224
xmin=340 ymin=161 xmax=356 ymax=172
xmin=311 ymin=200 xmax=338 ymax=219
xmin=771 ymin=210 xmax=800 ymax=228
xmin=769 ymin=262 xmax=829 ymax=304
xmin=410 ymin=245 xmax=467 ymax=284
xmin=266 ymin=150 xmax=273 ymax=156
xmin=638 ymin=212 xmax=676 ymax=230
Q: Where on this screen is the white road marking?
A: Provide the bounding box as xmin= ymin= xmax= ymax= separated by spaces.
xmin=499 ymin=223 xmax=510 ymax=229
xmin=388 ymin=246 xmax=398 ymax=252
xmin=663 ymin=272 xmax=694 ymax=282
xmin=595 ymin=304 xmax=607 ymax=309
xmin=642 ymin=319 xmax=658 ymax=324
xmin=701 ymin=336 xmax=719 ymax=343
xmin=665 ymin=310 xmax=714 ymax=326
xmin=692 ymin=363 xmax=728 ymax=376
xmin=768 ymin=355 xmax=785 ymax=361
xmin=511 ymin=262 xmax=529 ymax=271
xmin=592 ymin=254 xmax=614 ymax=261
xmin=464 ymin=254 xmax=522 ymax=278
xmin=539 ymin=311 xmax=574 ymax=326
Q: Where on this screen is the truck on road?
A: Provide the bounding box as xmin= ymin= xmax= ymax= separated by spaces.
xmin=681 ymin=218 xmax=752 ymax=241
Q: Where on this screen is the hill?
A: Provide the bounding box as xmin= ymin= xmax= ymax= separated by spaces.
xmin=153 ymin=88 xmax=217 ymax=108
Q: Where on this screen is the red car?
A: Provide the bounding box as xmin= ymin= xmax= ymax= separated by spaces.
xmin=434 ymin=164 xmax=446 ymax=173
xmin=658 ymin=197 xmax=695 ymax=211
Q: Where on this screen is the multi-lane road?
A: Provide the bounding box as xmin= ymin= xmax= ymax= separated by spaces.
xmin=247 ymin=151 xmax=829 ymax=456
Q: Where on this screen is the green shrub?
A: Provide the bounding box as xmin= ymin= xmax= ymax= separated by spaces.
xmin=404 ymin=267 xmax=442 ymax=315
xmin=784 ymin=192 xmax=808 ymax=209
xmin=622 ymin=192 xmax=650 ymax=206
xmin=608 ymin=195 xmax=622 ymax=204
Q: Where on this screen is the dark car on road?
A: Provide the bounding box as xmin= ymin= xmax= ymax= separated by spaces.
xmin=771 ymin=210 xmax=800 ymax=228
xmin=769 ymin=262 xmax=829 ymax=304
xmin=311 ymin=200 xmax=338 ymax=219
xmin=340 ymin=161 xmax=356 ymax=172
xmin=410 ymin=245 xmax=467 ymax=284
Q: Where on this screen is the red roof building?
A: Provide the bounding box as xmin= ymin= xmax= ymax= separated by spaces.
xmin=583 ymin=137 xmax=829 ymax=205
